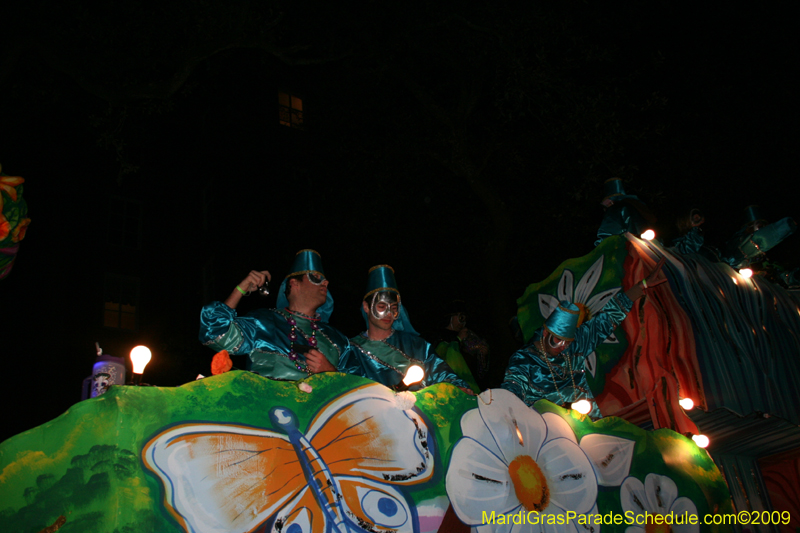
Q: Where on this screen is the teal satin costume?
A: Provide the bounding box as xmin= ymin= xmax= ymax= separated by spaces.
xmin=501 ymin=292 xmax=633 ymax=417
xmin=720 ymin=217 xmax=797 ymax=267
xmin=595 ymin=196 xmax=652 ymax=246
xmin=671 ymin=227 xmax=705 ymax=255
xmin=350 ymin=330 xmax=470 ymax=390
xmin=200 ymin=302 xmax=357 ymax=381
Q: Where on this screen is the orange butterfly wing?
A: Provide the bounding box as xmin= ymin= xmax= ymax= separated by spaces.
xmin=143 ymin=383 xmax=436 ymax=533
xmin=308 ymin=383 xmax=433 ymax=486
xmin=143 ymin=423 xmax=304 ymax=533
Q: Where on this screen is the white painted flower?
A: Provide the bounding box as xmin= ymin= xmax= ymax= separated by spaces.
xmin=621 ymin=474 xmax=699 ymax=533
xmin=540 ymin=412 xmax=635 ymax=487
xmin=298 ymin=382 xmax=313 ymax=393
xmin=446 ymin=390 xmax=633 ymax=533
xmin=538 ymin=256 xmax=621 ymax=377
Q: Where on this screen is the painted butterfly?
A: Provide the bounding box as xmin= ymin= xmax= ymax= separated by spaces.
xmin=142 ymin=382 xmax=434 ymax=533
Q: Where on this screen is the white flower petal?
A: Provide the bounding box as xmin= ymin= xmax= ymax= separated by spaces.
xmin=670 ymin=496 xmax=697 ymax=516
xmin=575 ymin=257 xmax=604 ymax=304
xmin=620 ymin=476 xmax=649 ymax=516
xmin=602 ymin=332 xmax=618 ymax=345
xmin=446 ymin=437 xmax=518 ymax=524
xmin=558 ymin=271 xmax=575 ymax=303
xmin=584 ymin=352 xmax=597 ymax=377
xmin=538 ymin=508 xmax=580 ymax=533
xmin=670 ymin=497 xmax=700 ymax=533
xmin=515 ymin=519 xmax=548 ymax=533
xmin=579 ymin=434 xmax=635 ymax=487
xmin=645 ymin=473 xmax=678 ymax=516
xmin=461 ymin=408 xmax=503 ymax=459
xmin=537 ymin=438 xmax=597 ymax=514
xmin=585 ymin=288 xmax=620 ymax=315
xmin=479 ymin=389 xmax=547 ymax=464
xmin=540 ymin=294 xmax=560 ymax=320
xmin=574 ymin=503 xmax=601 ymax=533
xmin=542 ymin=413 xmax=578 ymax=445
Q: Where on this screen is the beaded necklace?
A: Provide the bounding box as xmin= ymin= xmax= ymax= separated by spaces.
xmin=536 ymin=338 xmax=578 ymax=403
xmin=282 ymin=308 xmax=320 ymax=374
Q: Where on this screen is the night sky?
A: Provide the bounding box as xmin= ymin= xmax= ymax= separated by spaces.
xmin=1 ymin=2 xmax=798 ymax=443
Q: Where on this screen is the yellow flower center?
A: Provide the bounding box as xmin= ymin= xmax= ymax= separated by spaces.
xmin=646 ymin=520 xmax=672 ymax=533
xmin=508 ymin=455 xmax=550 ymax=512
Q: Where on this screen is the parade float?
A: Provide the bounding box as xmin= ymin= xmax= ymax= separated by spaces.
xmin=2 ymin=231 xmax=798 ymax=532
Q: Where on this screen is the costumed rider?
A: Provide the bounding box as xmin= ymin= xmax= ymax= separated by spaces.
xmin=350 ymin=265 xmax=474 ymax=393
xmin=199 ymin=249 xmax=356 ymax=379
xmin=595 ymin=177 xmax=657 ymax=246
xmin=502 ymin=258 xmax=667 ymax=417
xmin=719 ymin=205 xmax=796 ymax=268
xmin=671 ymin=208 xmax=708 ymax=256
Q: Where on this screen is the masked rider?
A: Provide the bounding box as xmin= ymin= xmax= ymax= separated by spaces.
xmin=349 ymin=265 xmax=473 ymax=393
xmin=199 ymin=249 xmax=355 ymax=380
xmin=502 ymin=258 xmax=667 ymax=417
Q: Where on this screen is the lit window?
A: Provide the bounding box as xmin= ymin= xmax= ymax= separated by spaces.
xmin=104 ymin=275 xmax=139 ymax=330
xmin=107 ymin=196 xmax=142 ymax=248
xmin=278 ymin=91 xmax=304 ymax=129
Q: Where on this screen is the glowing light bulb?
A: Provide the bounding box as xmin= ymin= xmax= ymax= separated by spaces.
xmin=692 ymin=434 xmax=709 ymax=448
xmin=739 ymin=268 xmax=753 ymax=278
xmin=403 ymin=365 xmax=424 ymax=386
xmin=130 ymin=345 xmax=152 ymax=375
xmin=641 ymin=229 xmax=656 ymax=241
xmin=572 ymin=399 xmax=592 ymax=415
xmin=679 ymin=397 xmax=694 ymax=410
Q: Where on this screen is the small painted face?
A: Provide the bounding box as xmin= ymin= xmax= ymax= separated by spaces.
xmin=92 ymin=373 xmax=111 ymax=397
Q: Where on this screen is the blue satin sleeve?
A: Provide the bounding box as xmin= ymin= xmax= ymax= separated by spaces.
xmin=335 ymin=342 xmax=363 ymax=375
xmin=199 ymin=301 xmax=268 ymax=354
xmin=571 ymin=292 xmax=633 ymax=367
xmin=420 ymin=342 xmax=471 ymax=390
xmin=501 ymin=332 xmax=553 ymax=407
xmin=389 ymin=332 xmax=468 ymax=389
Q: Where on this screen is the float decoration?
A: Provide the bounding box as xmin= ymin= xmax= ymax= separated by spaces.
xmin=0 ymin=164 xmax=31 ymax=280
xmin=0 ymin=372 xmax=732 ymax=532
